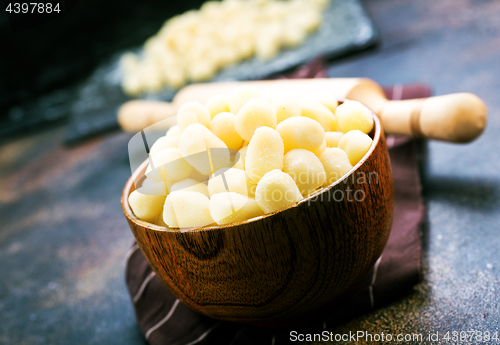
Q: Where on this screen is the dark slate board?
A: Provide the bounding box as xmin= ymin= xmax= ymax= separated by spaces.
xmin=64 ymin=0 xmax=379 ymax=143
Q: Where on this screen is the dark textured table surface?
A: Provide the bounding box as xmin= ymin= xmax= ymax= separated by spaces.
xmin=1 ymin=0 xmax=499 ymax=344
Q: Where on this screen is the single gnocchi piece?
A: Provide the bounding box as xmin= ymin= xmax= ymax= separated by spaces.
xmin=335 ymin=101 xmax=374 ymax=134
xmin=233 ymin=153 xmax=245 ymax=170
xmin=177 ymin=101 xmax=211 ymax=131
xmin=166 ymin=125 xmax=181 ymax=139
xmin=163 ymin=191 xmax=214 ymax=228
xmin=210 ymin=112 xmax=244 ymax=150
xmin=284 ymin=149 xmax=326 ymax=196
xmin=178 ymin=124 xmax=230 ymax=176
xmin=140 ymin=177 xmax=157 ymax=188
xmin=231 ymin=146 xmax=246 ymax=170
xmin=228 ymin=86 xmax=264 ymax=114
xmin=255 ymin=169 xmax=303 ymax=213
xmin=311 ymin=139 xmax=327 ymax=157
xmin=149 ymin=135 xmax=180 ymax=158
xmin=188 ymin=168 xmax=209 ymax=182
xmin=299 ymin=98 xmax=337 ymax=131
xmin=311 ymin=93 xmax=338 ymax=114
xmin=276 ymin=116 xmax=325 ymax=152
xmin=205 ymin=94 xmax=230 ymax=119
xmin=208 ymin=168 xmax=256 ymax=198
xmin=238 ymin=146 xmax=248 ymax=165
xmin=146 ymin=148 xmax=193 ymax=182
xmin=245 ymin=127 xmax=284 ymax=183
xmin=209 ymin=192 xmax=264 ymax=225
xmin=324 ymin=131 xmax=344 ymax=148
xmin=338 ymin=130 xmax=373 ymax=166
xmin=272 ymin=95 xmax=301 ymax=123
xmin=128 ymin=183 xmax=168 ymax=221
xmin=319 ymin=147 xmax=353 ymax=185
xmin=235 ymin=98 xmax=277 ymax=141
xmin=154 ymin=214 xmax=169 ymax=227
xmin=170 ymin=178 xmax=209 ymax=197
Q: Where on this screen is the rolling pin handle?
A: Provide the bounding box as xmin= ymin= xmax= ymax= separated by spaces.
xmin=379 ymin=93 xmax=488 ymax=143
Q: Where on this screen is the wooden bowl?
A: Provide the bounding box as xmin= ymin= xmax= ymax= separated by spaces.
xmin=121 ymin=109 xmax=394 ymax=323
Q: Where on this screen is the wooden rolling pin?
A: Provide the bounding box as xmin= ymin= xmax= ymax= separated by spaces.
xmin=118 ymin=78 xmax=487 ymax=143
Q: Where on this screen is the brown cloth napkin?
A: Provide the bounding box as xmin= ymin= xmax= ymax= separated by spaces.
xmin=124 ymin=59 xmax=430 ymax=345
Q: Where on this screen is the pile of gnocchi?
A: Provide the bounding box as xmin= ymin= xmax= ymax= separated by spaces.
xmin=121 ymin=0 xmax=328 ymax=95
xmin=128 ymin=86 xmax=374 ymax=229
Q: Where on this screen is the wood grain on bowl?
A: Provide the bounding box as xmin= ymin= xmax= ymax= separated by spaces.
xmin=122 ymin=112 xmax=394 ymax=323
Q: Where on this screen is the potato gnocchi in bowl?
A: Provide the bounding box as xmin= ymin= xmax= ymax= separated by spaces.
xmin=128 ymin=86 xmax=374 ymax=229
